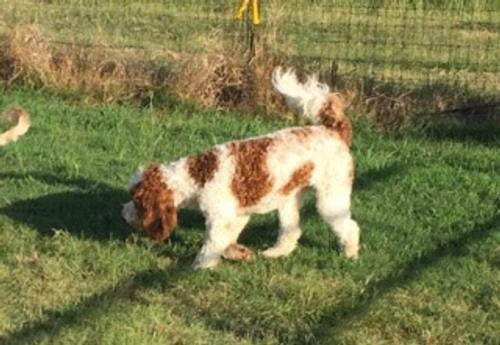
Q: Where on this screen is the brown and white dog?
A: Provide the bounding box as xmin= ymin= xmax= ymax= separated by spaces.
xmin=0 ymin=107 xmax=31 ymax=147
xmin=122 ymin=67 xmax=360 ymax=268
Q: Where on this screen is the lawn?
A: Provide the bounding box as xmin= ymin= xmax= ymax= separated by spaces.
xmin=0 ymin=89 xmax=499 ymax=344
xmin=0 ymin=1 xmax=499 ymax=343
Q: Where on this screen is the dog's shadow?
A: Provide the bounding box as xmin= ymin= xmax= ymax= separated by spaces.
xmin=0 ymin=172 xmax=131 ymax=241
xmin=0 ymin=161 xmax=407 ymax=246
xmin=0 ymin=171 xmax=243 ymax=246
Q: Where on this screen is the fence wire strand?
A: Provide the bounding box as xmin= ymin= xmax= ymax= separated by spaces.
xmin=201 ymin=1 xmax=499 ymax=97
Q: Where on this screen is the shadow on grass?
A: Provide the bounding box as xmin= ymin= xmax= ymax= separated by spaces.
xmin=309 ymin=210 xmax=500 ymax=344
xmin=420 ymin=117 xmax=500 ymax=147
xmin=0 ymin=265 xmax=197 ymax=345
xmin=0 ymin=171 xmax=131 ymax=241
xmin=177 ymin=208 xmax=205 ymax=229
xmin=238 ymin=214 xmax=280 ymax=249
xmin=354 ymin=161 xmax=407 ymax=191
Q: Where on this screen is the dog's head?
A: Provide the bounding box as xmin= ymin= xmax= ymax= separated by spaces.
xmin=122 ymin=164 xmax=178 ymax=241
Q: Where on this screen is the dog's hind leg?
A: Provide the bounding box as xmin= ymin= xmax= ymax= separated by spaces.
xmin=316 ymin=186 xmax=360 ymax=258
xmin=263 ymin=193 xmax=302 ymax=258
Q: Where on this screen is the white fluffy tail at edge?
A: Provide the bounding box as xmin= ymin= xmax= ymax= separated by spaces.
xmin=271 ymin=66 xmax=330 ymax=122
xmin=0 ymin=107 xmax=31 ymax=146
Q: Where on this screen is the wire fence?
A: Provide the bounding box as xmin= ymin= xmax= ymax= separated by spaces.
xmin=1 ymin=0 xmax=499 ymax=112
xmin=168 ymin=0 xmax=500 ymax=98
xmin=264 ymin=2 xmax=496 ymax=93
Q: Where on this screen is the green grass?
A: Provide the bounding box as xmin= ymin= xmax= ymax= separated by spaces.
xmin=1 ymin=89 xmax=499 ymax=344
xmin=1 ymin=0 xmax=499 ymax=93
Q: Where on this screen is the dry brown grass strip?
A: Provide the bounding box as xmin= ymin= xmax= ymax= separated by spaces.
xmin=1 ymin=24 xmax=492 ymax=128
xmin=173 ymin=30 xmax=286 ymax=114
xmin=0 ymin=25 xmax=172 ymax=103
xmin=0 ymin=24 xmax=286 ymax=114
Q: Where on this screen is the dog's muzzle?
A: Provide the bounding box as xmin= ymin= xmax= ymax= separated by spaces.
xmin=122 ymin=201 xmax=141 ymax=229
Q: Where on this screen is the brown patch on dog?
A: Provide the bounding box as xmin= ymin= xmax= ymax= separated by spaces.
xmin=290 ymin=127 xmax=314 ymax=142
xmin=187 ymin=149 xmax=219 ymax=186
xmin=318 ymin=94 xmax=352 ymax=147
xmin=131 ymin=165 xmax=177 ymax=241
xmin=222 ymin=243 xmax=256 ymax=262
xmin=280 ymin=161 xmax=314 ymax=195
xmin=230 ymin=138 xmax=274 ymax=208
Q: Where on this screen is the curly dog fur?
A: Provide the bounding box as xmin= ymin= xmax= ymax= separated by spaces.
xmin=122 ymin=68 xmax=360 ymax=268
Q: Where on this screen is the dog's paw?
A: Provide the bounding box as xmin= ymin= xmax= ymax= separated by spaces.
xmin=222 ymin=243 xmax=256 ymax=262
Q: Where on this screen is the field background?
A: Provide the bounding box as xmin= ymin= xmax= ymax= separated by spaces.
xmin=1 ymin=0 xmax=499 ymax=95
xmin=1 ymin=1 xmax=500 ymax=344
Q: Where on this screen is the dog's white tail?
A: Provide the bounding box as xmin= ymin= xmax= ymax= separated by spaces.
xmin=272 ymin=67 xmax=353 ymax=147
xmin=0 ymin=107 xmax=31 ymax=146
xmin=272 ymin=66 xmax=331 ymax=122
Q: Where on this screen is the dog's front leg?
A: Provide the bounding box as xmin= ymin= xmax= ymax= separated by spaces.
xmin=193 ymin=215 xmax=249 ymax=269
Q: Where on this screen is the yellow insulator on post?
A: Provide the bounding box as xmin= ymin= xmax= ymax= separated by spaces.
xmin=235 ymin=0 xmax=260 ymax=25
xmin=235 ymin=0 xmax=250 ymax=20
xmin=251 ymin=0 xmax=260 ymax=25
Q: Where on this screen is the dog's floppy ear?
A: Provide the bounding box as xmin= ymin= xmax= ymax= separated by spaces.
xmin=318 ymin=94 xmax=352 ymax=147
xmin=132 ymin=165 xmax=177 ymax=241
